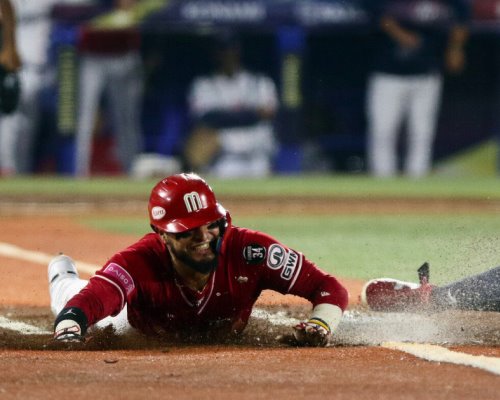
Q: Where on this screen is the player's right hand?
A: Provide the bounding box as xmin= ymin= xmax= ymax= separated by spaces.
xmin=53 ymin=319 xmax=84 ymax=343
xmin=292 ymin=318 xmax=331 ymax=347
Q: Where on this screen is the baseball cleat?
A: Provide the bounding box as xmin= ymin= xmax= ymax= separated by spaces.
xmin=48 ymin=253 xmax=79 ymax=285
xmin=361 ymin=264 xmax=435 ymax=312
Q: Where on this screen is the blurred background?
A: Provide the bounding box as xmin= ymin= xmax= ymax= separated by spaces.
xmin=2 ymin=0 xmax=500 ymax=179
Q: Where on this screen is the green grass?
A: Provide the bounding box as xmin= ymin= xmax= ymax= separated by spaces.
xmin=236 ymin=214 xmax=500 ymax=283
xmin=82 ymin=213 xmax=500 ymax=285
xmin=0 ymin=174 xmax=500 ymax=198
xmin=82 ymin=217 xmax=148 ymax=236
xmin=0 ymin=177 xmax=155 ymax=197
xmin=435 ymin=139 xmax=498 ymax=177
xmin=5 ymin=173 xmax=497 ymax=285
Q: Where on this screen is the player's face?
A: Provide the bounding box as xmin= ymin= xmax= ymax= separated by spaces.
xmin=163 ymin=221 xmax=221 ymax=273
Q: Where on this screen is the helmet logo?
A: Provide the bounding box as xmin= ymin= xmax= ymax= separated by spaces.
xmin=151 ymin=206 xmax=166 ymax=220
xmin=183 ymin=191 xmax=204 ymax=212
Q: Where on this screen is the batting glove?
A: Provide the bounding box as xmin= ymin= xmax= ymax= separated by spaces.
xmin=54 ymin=319 xmax=84 ymax=342
xmin=53 ymin=307 xmax=88 ymax=343
xmin=293 ymin=317 xmax=331 ymax=347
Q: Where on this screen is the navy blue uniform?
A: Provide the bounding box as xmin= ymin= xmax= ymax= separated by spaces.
xmin=363 ymin=0 xmax=470 ymax=75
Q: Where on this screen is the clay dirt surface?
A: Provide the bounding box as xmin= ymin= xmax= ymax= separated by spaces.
xmin=0 ymin=196 xmax=499 ymax=399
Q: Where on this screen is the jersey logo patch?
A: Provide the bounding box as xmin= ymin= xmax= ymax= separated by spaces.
xmin=281 ymin=250 xmax=299 ymax=280
xmin=243 ymin=244 xmax=266 ymax=264
xmin=102 ymin=263 xmax=135 ymax=296
xmin=267 ymin=244 xmax=286 ymax=270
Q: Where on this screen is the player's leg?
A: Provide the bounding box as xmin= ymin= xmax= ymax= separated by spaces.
xmin=107 ymin=52 xmax=143 ymax=174
xmin=75 ymin=55 xmax=106 ymax=177
xmin=0 ymin=115 xmax=17 ymax=175
xmin=362 ymin=265 xmax=500 ymax=312
xmin=11 ymin=68 xmax=44 ymax=174
xmin=214 ymin=127 xmax=275 ymax=178
xmin=431 ymin=266 xmax=500 ymax=311
xmin=48 ymin=254 xmax=87 ymax=316
xmin=48 ymin=254 xmax=131 ymax=334
xmin=360 ymin=277 xmax=432 ymax=312
xmin=366 ymin=73 xmax=408 ymax=177
xmin=405 ymin=74 xmax=443 ymax=178
xmin=0 ymin=68 xmax=33 ymax=175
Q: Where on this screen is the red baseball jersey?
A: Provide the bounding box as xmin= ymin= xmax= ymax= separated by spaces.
xmin=66 ymin=225 xmax=348 ymax=336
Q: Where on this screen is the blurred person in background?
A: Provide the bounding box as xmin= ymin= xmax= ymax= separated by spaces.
xmin=0 ymin=0 xmax=25 ymax=176
xmin=185 ymin=32 xmax=279 ymax=179
xmin=363 ymin=0 xmax=470 ymax=178
xmin=0 ymin=0 xmax=19 ymax=73
xmin=0 ymin=0 xmax=92 ymax=176
xmin=0 ymin=0 xmax=21 ymax=176
xmin=74 ymin=0 xmax=144 ymax=177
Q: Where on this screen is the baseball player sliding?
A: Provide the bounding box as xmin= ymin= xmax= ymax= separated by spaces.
xmin=49 ymin=173 xmax=348 ymax=347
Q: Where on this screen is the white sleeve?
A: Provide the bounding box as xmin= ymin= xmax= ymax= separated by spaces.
xmin=257 ymin=75 xmax=279 ymax=110
xmin=189 ymin=77 xmax=216 ymax=116
xmin=310 ymin=303 xmax=343 ymax=332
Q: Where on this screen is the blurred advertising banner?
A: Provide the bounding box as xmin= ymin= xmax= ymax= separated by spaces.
xmin=141 ymin=0 xmax=500 ymax=32
xmin=142 ymin=0 xmax=368 ymax=31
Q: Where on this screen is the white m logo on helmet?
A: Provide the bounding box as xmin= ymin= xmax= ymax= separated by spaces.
xmin=183 ymin=192 xmax=204 ymax=212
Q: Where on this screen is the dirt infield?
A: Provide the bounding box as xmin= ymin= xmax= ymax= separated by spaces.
xmin=1 ymin=197 xmax=499 ymax=399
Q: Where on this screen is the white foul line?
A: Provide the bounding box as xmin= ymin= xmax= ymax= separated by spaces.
xmin=0 ymin=316 xmax=51 ymax=335
xmin=0 ymin=241 xmax=99 ymax=275
xmin=382 ymin=341 xmax=500 ymax=376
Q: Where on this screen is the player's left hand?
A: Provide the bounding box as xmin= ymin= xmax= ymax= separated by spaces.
xmin=292 ymin=318 xmax=331 ymax=347
xmin=53 ymin=319 xmax=84 ymax=343
xmin=46 ymin=320 xmax=86 ymax=350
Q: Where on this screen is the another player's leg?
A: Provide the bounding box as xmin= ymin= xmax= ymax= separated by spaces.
xmin=366 ymin=73 xmax=407 ymax=177
xmin=361 ymin=262 xmax=434 ymax=311
xmin=431 ymin=266 xmax=500 ymax=311
xmin=48 ymin=253 xmax=132 ymax=334
xmin=361 ymin=279 xmax=434 ymax=312
xmin=362 ymin=264 xmax=500 ymax=312
xmin=405 ymin=74 xmax=442 ymax=178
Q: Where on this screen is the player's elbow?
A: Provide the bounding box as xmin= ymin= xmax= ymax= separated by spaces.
xmin=336 ymin=284 xmax=349 ymax=311
xmin=324 ymin=277 xmax=349 ymax=312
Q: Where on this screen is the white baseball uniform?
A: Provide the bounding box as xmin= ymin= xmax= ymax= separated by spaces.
xmin=367 ymin=72 xmax=443 ymax=178
xmin=364 ymin=0 xmax=469 ymax=178
xmin=188 ymin=69 xmax=278 ymax=178
xmin=0 ymin=0 xmax=62 ymax=174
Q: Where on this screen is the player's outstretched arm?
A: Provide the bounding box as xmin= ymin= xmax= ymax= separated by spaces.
xmin=292 ymin=303 xmax=343 ymax=347
xmin=53 ymin=307 xmax=88 ymax=343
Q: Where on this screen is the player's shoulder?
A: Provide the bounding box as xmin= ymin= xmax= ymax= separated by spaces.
xmin=108 ymin=233 xmax=166 ymax=275
xmin=125 ymin=232 xmax=164 ymax=253
xmin=227 ymin=225 xmax=276 ymax=246
xmin=225 ymin=225 xmax=294 ymax=267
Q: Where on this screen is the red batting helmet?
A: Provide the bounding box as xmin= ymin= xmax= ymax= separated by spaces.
xmin=148 ymin=173 xmax=227 ymax=233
